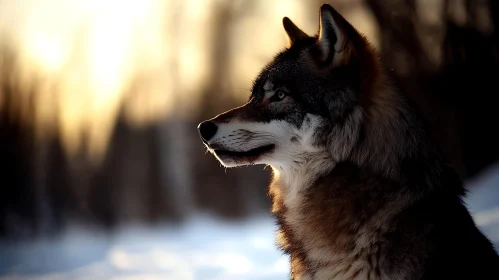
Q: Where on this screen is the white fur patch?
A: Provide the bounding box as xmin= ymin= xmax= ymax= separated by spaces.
xmin=207 ymin=114 xmax=331 ymax=170
xmin=207 ymin=121 xmax=281 ymax=153
xmin=270 ymin=115 xmax=335 ymax=209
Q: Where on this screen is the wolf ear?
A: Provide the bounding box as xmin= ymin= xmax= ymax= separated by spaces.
xmin=283 ymin=17 xmax=309 ymax=47
xmin=316 ymin=4 xmax=360 ymax=65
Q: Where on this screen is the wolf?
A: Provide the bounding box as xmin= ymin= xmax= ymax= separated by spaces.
xmin=197 ymin=4 xmax=499 ymax=280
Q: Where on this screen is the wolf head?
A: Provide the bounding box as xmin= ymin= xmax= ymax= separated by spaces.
xmin=198 ymin=4 xmax=389 ymax=172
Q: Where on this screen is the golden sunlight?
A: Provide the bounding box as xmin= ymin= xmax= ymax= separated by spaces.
xmin=0 ymin=0 xmax=377 ymax=164
xmin=0 ymin=0 xmax=176 ymax=163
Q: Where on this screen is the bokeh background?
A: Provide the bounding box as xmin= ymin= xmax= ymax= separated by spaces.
xmin=1 ymin=0 xmax=499 ymax=279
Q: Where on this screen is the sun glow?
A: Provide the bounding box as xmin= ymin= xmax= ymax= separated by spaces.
xmin=0 ymin=0 xmax=378 ymax=164
xmin=0 ymin=0 xmax=179 ymax=163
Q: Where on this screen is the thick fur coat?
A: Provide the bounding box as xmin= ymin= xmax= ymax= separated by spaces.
xmin=198 ymin=4 xmax=499 ymax=279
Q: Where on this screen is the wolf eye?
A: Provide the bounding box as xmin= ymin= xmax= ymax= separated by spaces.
xmin=270 ymin=90 xmax=287 ymax=102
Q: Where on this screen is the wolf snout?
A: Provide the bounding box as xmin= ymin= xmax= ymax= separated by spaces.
xmin=198 ymin=121 xmax=218 ymax=144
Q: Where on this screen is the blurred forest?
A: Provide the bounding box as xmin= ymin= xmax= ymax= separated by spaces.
xmin=1 ymin=0 xmax=498 ymax=238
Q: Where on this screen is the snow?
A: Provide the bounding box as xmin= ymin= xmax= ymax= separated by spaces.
xmin=0 ymin=216 xmax=289 ymax=280
xmin=1 ymin=163 xmax=499 ymax=280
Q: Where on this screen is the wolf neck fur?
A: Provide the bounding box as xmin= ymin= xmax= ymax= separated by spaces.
xmin=270 ymin=82 xmax=430 ymax=208
xmin=268 ymin=144 xmax=417 ymax=278
xmin=265 ymin=74 xmax=465 ymax=280
xmin=353 ymin=76 xmax=430 ymax=180
xmin=271 ymin=151 xmax=335 ymax=212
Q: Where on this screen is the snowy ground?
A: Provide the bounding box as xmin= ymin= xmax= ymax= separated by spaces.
xmin=1 ymin=163 xmax=499 ymax=280
xmin=0 ymin=215 xmax=288 ymax=280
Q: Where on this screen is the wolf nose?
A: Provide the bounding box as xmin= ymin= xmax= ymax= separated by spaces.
xmin=198 ymin=121 xmax=218 ymax=143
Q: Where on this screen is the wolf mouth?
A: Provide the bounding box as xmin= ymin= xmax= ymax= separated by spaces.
xmin=214 ymin=144 xmax=275 ymax=159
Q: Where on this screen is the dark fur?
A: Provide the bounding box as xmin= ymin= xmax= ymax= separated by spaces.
xmin=271 ymin=161 xmax=499 ymax=279
xmin=200 ymin=4 xmax=499 ymax=279
xmin=269 ymin=5 xmax=499 ymax=279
